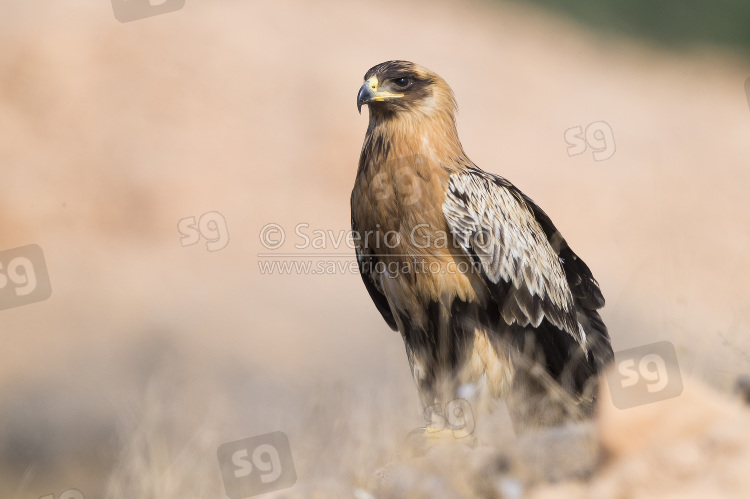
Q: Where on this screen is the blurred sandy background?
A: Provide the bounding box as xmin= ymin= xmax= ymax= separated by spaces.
xmin=1 ymin=0 xmax=750 ymax=497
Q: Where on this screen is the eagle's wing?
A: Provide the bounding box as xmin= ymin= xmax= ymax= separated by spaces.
xmin=352 ymin=217 xmax=398 ymax=331
xmin=443 ymin=169 xmax=602 ymax=352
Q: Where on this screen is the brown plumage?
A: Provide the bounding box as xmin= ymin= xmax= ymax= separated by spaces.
xmin=351 ymin=61 xmax=613 ymax=429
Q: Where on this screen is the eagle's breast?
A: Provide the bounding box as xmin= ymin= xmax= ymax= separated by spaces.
xmin=352 ymin=152 xmax=485 ymax=329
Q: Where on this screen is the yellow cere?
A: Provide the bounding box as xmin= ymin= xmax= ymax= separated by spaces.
xmin=368 ymin=76 xmax=405 ymax=101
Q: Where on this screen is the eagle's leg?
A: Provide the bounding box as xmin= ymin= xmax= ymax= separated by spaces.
xmin=501 ymin=330 xmax=599 ymax=431
xmin=403 ymin=309 xmax=498 ymax=442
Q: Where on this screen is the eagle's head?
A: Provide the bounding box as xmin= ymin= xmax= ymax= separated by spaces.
xmin=357 ymin=61 xmax=457 ymax=121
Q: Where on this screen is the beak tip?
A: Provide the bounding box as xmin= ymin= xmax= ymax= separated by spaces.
xmin=357 ymin=82 xmax=374 ymax=115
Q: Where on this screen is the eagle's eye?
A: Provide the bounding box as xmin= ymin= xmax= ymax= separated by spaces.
xmin=393 ymin=77 xmax=411 ymax=89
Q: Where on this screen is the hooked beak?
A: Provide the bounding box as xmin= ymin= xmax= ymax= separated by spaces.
xmin=357 ymin=76 xmax=404 ymax=114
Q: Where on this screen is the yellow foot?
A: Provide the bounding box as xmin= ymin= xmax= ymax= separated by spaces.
xmin=406 ymin=426 xmax=478 ymax=450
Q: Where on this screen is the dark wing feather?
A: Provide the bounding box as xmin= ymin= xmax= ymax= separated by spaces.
xmin=519 ymin=192 xmax=605 ymax=311
xmin=515 ymin=186 xmax=614 ymax=369
xmin=443 ymin=169 xmax=587 ymax=351
xmin=352 ymin=217 xmax=398 ymax=331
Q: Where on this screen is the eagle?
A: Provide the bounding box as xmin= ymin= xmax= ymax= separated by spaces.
xmin=351 ymin=61 xmax=613 ymax=429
